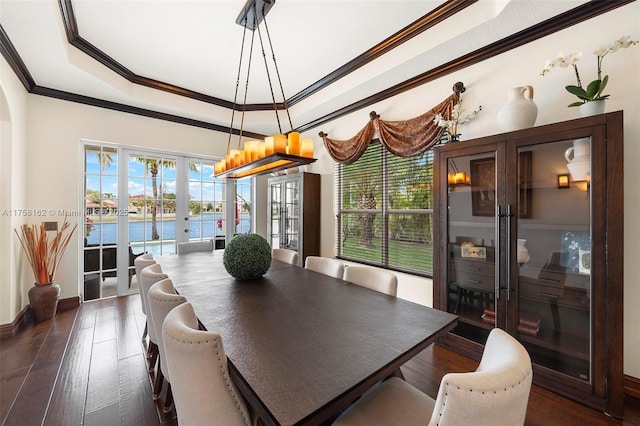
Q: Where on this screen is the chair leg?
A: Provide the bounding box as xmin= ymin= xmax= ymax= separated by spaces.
xmin=153 ymin=362 xmax=164 ymax=400
xmin=162 ymin=384 xmax=173 ymax=414
xmin=148 ymin=342 xmax=159 ymax=372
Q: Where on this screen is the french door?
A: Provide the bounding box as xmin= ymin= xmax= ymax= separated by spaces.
xmin=83 ymin=144 xmax=235 ymax=299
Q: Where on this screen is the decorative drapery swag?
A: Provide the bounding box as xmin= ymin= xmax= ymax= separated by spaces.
xmin=320 ymin=87 xmax=462 ymax=164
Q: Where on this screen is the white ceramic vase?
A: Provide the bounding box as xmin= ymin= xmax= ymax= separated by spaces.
xmin=517 ymin=239 xmax=530 ymax=265
xmin=579 ymin=100 xmax=606 ymax=117
xmin=497 ymin=86 xmax=538 ymax=132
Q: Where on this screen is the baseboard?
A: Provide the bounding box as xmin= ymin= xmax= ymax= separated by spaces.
xmin=58 ymin=296 xmax=80 ymax=311
xmin=0 ymin=306 xmax=31 ymax=339
xmin=625 ymin=375 xmax=640 ymax=400
xmin=0 ymin=296 xmax=81 ymax=339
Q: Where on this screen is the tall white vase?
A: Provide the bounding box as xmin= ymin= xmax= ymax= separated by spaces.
xmin=497 ymin=86 xmax=538 ymax=132
xmin=517 ymin=239 xmax=530 ymax=265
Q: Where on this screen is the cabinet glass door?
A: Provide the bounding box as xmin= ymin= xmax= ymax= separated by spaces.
xmin=283 ymin=179 xmax=300 ymax=250
xmin=269 ymin=182 xmax=281 ymax=249
xmin=446 ymin=151 xmax=498 ymax=345
xmin=514 ymin=139 xmax=591 ymax=381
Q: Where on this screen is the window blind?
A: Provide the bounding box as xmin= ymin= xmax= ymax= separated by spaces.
xmin=335 ymin=140 xmax=434 ymax=275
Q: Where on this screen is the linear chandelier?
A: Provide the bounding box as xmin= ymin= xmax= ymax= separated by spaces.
xmin=214 ymin=0 xmax=317 ymax=179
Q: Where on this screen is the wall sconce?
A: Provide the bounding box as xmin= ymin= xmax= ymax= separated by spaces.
xmin=448 ymin=172 xmax=470 ymax=187
xmin=557 ymin=174 xmax=570 ymax=189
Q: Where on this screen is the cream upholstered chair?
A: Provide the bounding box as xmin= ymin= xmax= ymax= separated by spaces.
xmin=177 ymin=239 xmax=214 ymax=254
xmin=343 ymin=265 xmax=398 ymax=297
xmin=134 ymin=254 xmax=155 ymax=338
xmin=304 ymin=256 xmax=344 ymax=279
xmin=272 ymin=248 xmax=299 ymax=265
xmin=162 ymin=302 xmax=253 ymax=426
xmin=333 ymin=328 xmax=533 ymax=426
xmin=140 ymin=263 xmax=169 ymax=371
xmin=148 ymin=278 xmax=187 ymax=413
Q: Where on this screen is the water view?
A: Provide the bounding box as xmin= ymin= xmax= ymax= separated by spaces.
xmin=86 ymin=213 xmax=250 ymax=256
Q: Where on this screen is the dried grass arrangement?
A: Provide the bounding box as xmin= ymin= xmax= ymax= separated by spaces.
xmin=15 ymin=218 xmax=77 ymax=284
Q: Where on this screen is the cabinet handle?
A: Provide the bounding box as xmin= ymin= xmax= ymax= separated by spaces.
xmin=506 ymin=204 xmax=513 ymax=302
xmin=462 ymin=267 xmax=481 ymax=272
xmin=464 ymin=279 xmax=482 ymax=284
xmin=540 ymin=278 xmax=561 ymax=284
xmin=495 ymin=205 xmax=502 ymax=300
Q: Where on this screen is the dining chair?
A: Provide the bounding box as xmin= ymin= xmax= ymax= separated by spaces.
xmin=272 ymin=248 xmax=299 ymax=265
xmin=177 ymin=239 xmax=214 ymax=254
xmin=333 ymin=328 xmax=533 ymax=426
xmin=162 ymin=302 xmax=254 ymax=426
xmin=304 ymin=256 xmax=344 ymax=279
xmin=134 ymin=254 xmax=155 ymax=338
xmin=140 ymin=263 xmax=169 ymax=372
xmin=343 ymin=265 xmax=398 ymax=297
xmin=148 ymin=278 xmax=187 ymax=413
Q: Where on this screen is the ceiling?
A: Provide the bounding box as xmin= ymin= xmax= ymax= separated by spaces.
xmin=1 ymin=0 xmax=609 ymax=138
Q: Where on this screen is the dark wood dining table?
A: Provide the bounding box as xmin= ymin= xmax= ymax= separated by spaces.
xmin=157 ymin=251 xmax=458 ymax=426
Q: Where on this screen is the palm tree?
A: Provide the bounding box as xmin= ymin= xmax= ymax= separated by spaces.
xmin=136 ymin=158 xmax=199 ymax=240
xmin=355 ymin=177 xmax=380 ymax=248
xmin=136 ymin=158 xmax=174 ymax=240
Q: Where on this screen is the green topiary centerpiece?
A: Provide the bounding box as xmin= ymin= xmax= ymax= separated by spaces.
xmin=223 ymin=234 xmax=272 ymax=280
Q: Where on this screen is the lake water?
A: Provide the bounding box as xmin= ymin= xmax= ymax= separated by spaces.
xmin=86 ymin=213 xmax=250 ymax=256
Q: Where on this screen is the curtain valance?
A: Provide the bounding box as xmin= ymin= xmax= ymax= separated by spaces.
xmin=320 ymin=88 xmax=461 ymax=164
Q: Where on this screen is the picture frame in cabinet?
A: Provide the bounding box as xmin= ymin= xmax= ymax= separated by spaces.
xmin=470 ymin=151 xmax=532 ymax=217
xmin=470 ymin=157 xmax=496 ymax=216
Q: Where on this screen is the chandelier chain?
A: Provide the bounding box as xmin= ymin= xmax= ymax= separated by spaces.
xmin=262 ymin=13 xmax=293 ymax=132
xmin=227 ymin=16 xmax=250 ymax=154
xmin=237 ymin=14 xmax=258 ymax=149
xmin=255 ymin=7 xmax=282 ymax=134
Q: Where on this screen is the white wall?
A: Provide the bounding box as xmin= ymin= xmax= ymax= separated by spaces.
xmin=1 ymin=2 xmax=638 ymax=378
xmin=1 ymin=56 xmax=29 ymax=324
xmin=306 ymin=3 xmax=640 ymax=377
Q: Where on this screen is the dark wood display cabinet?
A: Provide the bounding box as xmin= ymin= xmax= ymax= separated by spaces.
xmin=433 ymin=111 xmax=624 ymax=417
xmin=267 ymin=172 xmax=320 ymax=266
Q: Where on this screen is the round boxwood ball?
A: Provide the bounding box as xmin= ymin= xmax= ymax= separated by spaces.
xmin=223 ymin=234 xmax=272 ymax=280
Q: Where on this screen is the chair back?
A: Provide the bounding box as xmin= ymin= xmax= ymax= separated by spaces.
xmin=140 ymin=263 xmax=169 ymax=344
xmin=148 ymin=278 xmax=187 ymax=383
xmin=429 ymin=328 xmax=532 ymax=425
xmin=305 ymin=256 xmax=344 ymax=279
xmin=272 ymin=248 xmax=299 ymax=265
xmin=343 ymin=266 xmax=398 ymax=297
xmin=134 ymin=254 xmax=155 ymax=314
xmin=177 ymin=240 xmax=214 ymax=254
xmin=163 ymin=303 xmax=253 ymax=426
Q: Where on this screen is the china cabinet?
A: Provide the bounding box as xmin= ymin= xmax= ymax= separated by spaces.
xmin=433 ymin=111 xmax=623 ymax=417
xmin=267 ymin=172 xmax=320 ymax=266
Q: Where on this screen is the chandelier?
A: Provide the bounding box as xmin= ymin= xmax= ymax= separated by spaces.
xmin=214 ymin=0 xmax=317 ymax=179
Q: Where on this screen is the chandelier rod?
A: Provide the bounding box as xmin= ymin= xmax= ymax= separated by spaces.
xmin=236 ymin=12 xmax=258 ymax=150
xmin=226 ymin=15 xmax=250 ymax=155
xmin=255 ymin=3 xmax=283 ymax=134
xmin=262 ymin=12 xmax=293 ymax=132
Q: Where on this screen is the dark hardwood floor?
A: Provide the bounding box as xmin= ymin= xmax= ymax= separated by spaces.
xmin=1 ymin=294 xmax=638 ymax=425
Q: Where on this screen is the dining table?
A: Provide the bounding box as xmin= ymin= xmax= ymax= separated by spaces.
xmin=157 ymin=250 xmax=458 ymax=425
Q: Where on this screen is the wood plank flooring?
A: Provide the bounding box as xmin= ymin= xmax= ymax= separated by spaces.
xmin=1 ymin=294 xmax=639 ymax=425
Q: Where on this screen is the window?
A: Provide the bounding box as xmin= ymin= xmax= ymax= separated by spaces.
xmin=335 ymin=140 xmax=434 ymax=275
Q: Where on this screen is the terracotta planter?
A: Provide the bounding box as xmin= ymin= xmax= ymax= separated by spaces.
xmin=28 ymin=283 xmax=60 ymax=322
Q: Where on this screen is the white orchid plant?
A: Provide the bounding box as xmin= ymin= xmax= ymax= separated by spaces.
xmin=541 ymin=35 xmax=638 ymax=107
xmin=433 ymin=102 xmax=482 ymax=142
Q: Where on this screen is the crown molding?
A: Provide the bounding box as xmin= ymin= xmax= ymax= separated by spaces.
xmin=1 ymin=0 xmax=633 ymax=135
